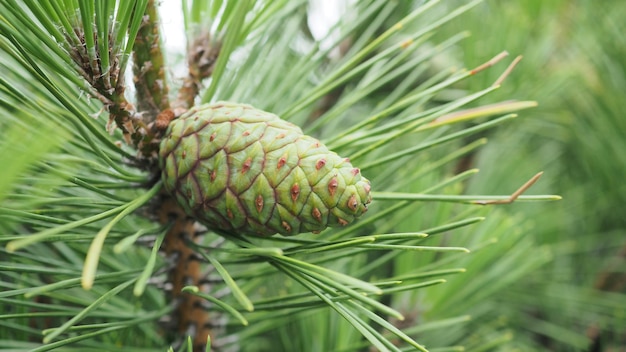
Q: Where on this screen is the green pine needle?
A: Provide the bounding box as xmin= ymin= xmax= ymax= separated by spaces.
xmin=197 ymin=250 xmax=255 ymax=312
xmin=182 ymin=286 xmax=249 ymax=326
xmin=133 ymin=226 xmax=168 ymax=296
xmin=42 ymin=279 xmax=136 ymax=343
xmin=82 ymin=182 xmax=161 ymax=290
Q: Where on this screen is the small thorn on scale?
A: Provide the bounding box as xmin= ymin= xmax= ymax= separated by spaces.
xmin=328 ymin=177 xmax=338 ymax=197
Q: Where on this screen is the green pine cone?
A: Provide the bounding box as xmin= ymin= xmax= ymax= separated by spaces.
xmin=159 ymin=102 xmax=372 ymax=236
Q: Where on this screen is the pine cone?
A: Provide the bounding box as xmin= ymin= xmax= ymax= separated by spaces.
xmin=159 ymin=102 xmax=372 ymax=236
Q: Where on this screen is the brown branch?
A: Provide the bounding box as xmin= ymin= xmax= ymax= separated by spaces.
xmin=156 ymin=193 xmax=212 ymax=352
xmin=68 ymin=22 xmax=147 ymax=157
xmin=174 ymin=32 xmax=222 ymax=112
xmin=587 ymin=243 xmax=626 ymax=350
xmin=593 ymin=243 xmax=626 ymax=292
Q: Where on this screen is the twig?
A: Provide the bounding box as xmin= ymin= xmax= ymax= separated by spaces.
xmin=133 ymin=0 xmax=171 ymax=120
xmin=473 ymin=171 xmax=544 ymax=205
xmin=155 ymin=193 xmax=212 ymax=352
xmin=174 ymin=33 xmax=222 ymax=111
xmin=493 ymin=55 xmax=523 ymax=86
xmin=469 ymin=51 xmax=509 ymax=75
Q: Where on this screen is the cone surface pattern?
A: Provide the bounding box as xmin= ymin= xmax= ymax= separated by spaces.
xmin=159 ymin=102 xmax=372 ymax=236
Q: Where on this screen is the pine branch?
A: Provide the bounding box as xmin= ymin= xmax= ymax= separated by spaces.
xmin=133 ymin=0 xmax=171 ymax=119
xmin=174 ymin=32 xmax=221 ymax=111
xmin=156 ymin=194 xmax=211 ymax=351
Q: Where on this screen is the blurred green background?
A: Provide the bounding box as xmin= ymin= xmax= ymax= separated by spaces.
xmin=437 ymin=0 xmax=626 ymax=349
